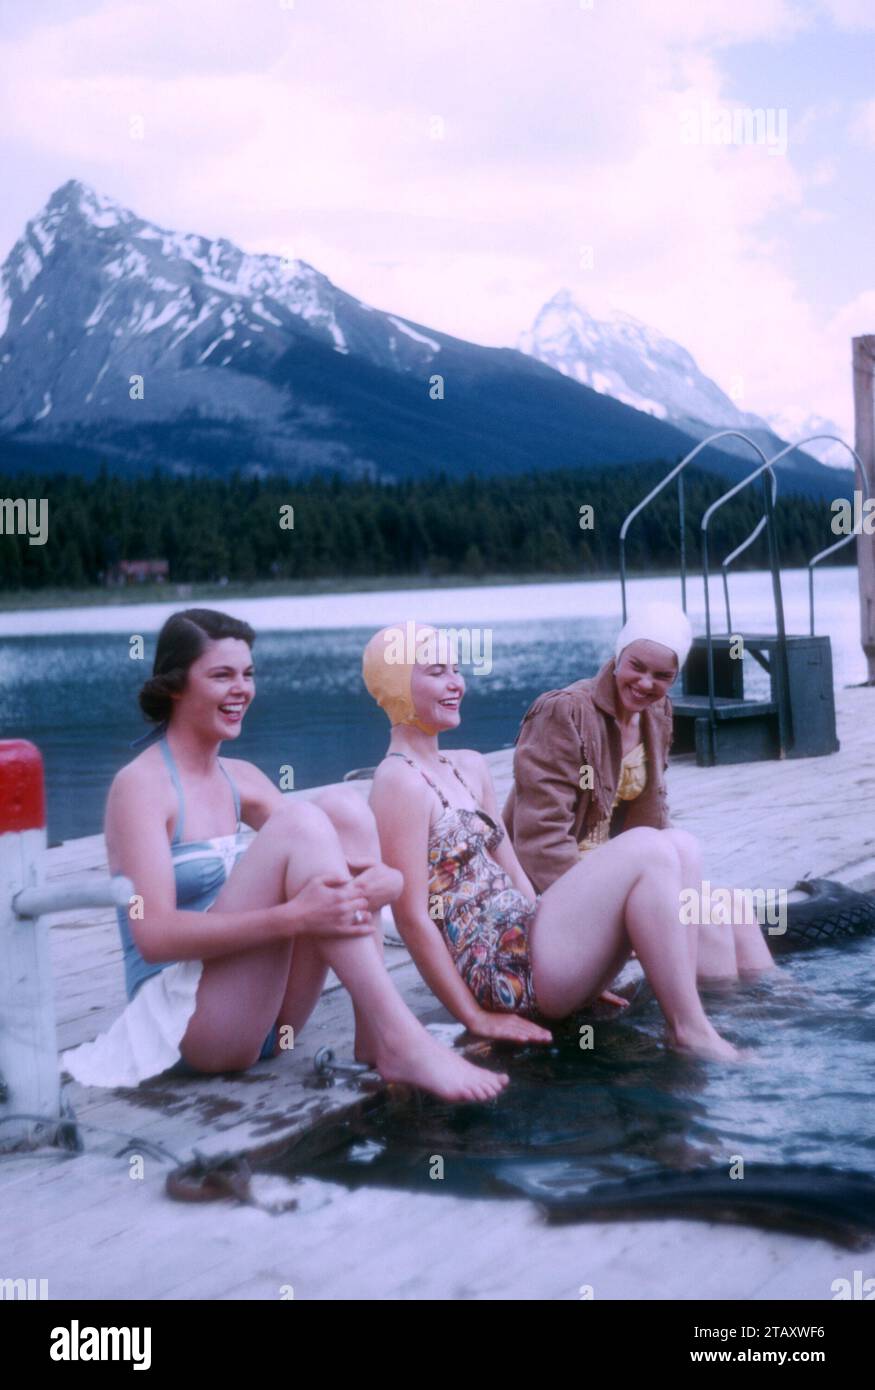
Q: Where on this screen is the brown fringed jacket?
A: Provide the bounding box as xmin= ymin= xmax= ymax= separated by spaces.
xmin=502 ymin=657 xmax=673 ymax=894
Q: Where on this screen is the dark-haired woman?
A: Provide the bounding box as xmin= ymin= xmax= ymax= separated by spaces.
xmin=61 ymin=609 xmax=507 ymax=1102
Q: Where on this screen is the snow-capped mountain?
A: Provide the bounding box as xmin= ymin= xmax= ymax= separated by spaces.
xmin=0 ymin=179 xmax=444 ymax=436
xmin=519 ymin=289 xmax=750 ymax=426
xmin=0 ymin=184 xmax=851 ymax=492
xmin=520 ymin=290 xmax=852 ymax=471
xmin=763 ymin=409 xmax=853 ymax=470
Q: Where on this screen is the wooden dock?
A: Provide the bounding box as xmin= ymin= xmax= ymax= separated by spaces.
xmin=4 ymin=686 xmax=875 ymax=1300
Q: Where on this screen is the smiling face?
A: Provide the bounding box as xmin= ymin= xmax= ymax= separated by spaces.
xmin=409 ymin=656 xmax=466 ymax=732
xmin=171 ymin=636 xmax=255 ymax=741
xmin=614 ymin=638 xmax=678 ymax=717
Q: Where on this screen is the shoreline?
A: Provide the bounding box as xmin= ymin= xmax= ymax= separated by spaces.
xmin=0 ymin=567 xmax=678 ymax=613
xmin=0 ymin=565 xmax=861 ymax=640
xmin=0 ymin=559 xmax=857 ymax=615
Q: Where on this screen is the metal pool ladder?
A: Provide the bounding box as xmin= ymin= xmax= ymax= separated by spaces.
xmin=618 ymin=430 xmax=842 ymax=766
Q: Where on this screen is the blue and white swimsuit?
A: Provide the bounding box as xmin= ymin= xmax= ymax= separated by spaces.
xmin=62 ymin=734 xmax=277 ymax=1088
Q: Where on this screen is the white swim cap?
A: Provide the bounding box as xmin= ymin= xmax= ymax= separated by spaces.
xmin=615 ymin=601 xmax=693 ymax=669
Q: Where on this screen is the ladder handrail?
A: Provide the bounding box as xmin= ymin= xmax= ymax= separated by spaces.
xmin=700 ymin=455 xmax=790 ymax=754
xmin=763 ymin=434 xmax=868 ymax=636
xmin=618 ymin=430 xmax=775 ymax=621
xmin=807 ymin=533 xmax=855 ymax=636
xmin=719 ymin=467 xmax=778 ymax=633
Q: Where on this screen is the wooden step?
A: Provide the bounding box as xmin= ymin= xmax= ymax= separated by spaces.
xmin=689 ymin=634 xmax=815 ymax=649
xmin=672 ymin=695 xmax=778 ymax=721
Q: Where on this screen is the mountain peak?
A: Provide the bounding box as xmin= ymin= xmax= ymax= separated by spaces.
xmin=0 ymin=179 xmax=454 ymax=438
xmin=520 ymin=290 xmax=850 ymax=469
xmin=536 ymin=291 xmax=656 ymax=337
xmin=2 ymin=180 xmax=138 ymax=304
xmin=521 ymin=290 xmax=740 ymax=427
xmin=540 ymin=287 xmax=598 ymax=321
xmin=40 ymin=179 xmax=133 ymax=231
xmin=546 ymin=286 xmax=578 ymax=308
xmin=48 ymin=177 xmax=103 ymax=206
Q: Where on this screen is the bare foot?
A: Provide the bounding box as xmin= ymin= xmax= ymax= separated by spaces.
xmin=696 ymin=970 xmax=738 ymax=987
xmin=374 ymin=1028 xmax=509 ymax=1102
xmin=668 ymin=1023 xmax=740 ymax=1063
xmin=738 ymin=961 xmax=780 ymax=980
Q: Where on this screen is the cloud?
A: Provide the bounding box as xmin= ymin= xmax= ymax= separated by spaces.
xmin=0 ymin=0 xmax=868 ymax=433
xmin=850 ymin=99 xmax=875 ymax=144
xmin=817 ymin=0 xmax=875 ymax=30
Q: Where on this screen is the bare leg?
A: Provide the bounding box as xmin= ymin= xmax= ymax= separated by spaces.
xmin=666 ymin=828 xmax=776 ymax=978
xmin=663 ymin=828 xmax=737 ymax=982
xmin=194 ymin=791 xmax=377 ymax=1055
xmin=730 ymin=895 xmax=779 ymax=975
xmin=182 ymin=802 xmax=508 ymax=1100
xmin=312 ymin=787 xmax=381 ymax=876
xmin=530 ymin=828 xmax=738 ymax=1061
xmin=311 ymin=787 xmax=386 ymax=1062
xmin=272 ymin=937 xmax=331 ymax=1045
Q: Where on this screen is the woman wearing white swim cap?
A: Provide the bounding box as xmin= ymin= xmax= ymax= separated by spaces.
xmin=506 ymin=600 xmax=777 ymax=981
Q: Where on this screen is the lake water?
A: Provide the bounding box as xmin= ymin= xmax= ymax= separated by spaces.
xmin=0 ymin=566 xmax=865 ymax=844
xmin=268 ymin=938 xmax=875 ymax=1244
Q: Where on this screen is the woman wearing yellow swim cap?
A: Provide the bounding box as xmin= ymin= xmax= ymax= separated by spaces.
xmin=364 ymin=621 xmax=740 ymax=1062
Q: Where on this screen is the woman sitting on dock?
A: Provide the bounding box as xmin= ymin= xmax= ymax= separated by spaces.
xmin=61 ymin=608 xmax=509 ymax=1103
xmin=504 ymin=600 xmax=776 ymax=981
xmin=364 ymin=620 xmax=749 ymax=1063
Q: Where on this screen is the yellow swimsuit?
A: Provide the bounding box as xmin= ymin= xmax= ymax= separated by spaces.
xmin=577 ymin=741 xmax=647 ymax=856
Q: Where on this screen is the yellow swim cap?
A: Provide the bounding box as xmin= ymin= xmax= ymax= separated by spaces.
xmin=362 ymin=622 xmax=445 ymax=735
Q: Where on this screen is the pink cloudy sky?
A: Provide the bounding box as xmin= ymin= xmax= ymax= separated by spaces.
xmin=1 ymin=0 xmax=874 ymax=434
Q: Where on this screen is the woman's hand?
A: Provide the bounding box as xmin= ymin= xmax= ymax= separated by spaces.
xmin=466 ymin=1008 xmax=553 ymax=1045
xmin=353 ymin=863 xmax=404 ymax=910
xmin=281 ymin=875 xmax=375 ymax=939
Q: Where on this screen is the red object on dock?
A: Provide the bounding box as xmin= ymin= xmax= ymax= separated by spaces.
xmin=0 ymin=739 xmax=46 ymax=832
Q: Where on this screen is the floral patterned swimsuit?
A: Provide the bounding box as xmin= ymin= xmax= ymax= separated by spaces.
xmin=387 ymin=752 xmax=540 ymax=1018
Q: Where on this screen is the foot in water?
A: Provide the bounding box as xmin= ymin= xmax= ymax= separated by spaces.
xmin=371 ymin=1020 xmax=509 ymax=1101
xmin=668 ymin=1022 xmax=740 ymax=1063
xmin=738 ymin=961 xmax=781 ymax=981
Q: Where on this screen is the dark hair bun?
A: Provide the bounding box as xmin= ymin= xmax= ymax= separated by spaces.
xmin=138 ymin=674 xmax=179 ymax=723
xmin=136 ymin=607 xmax=256 ymax=730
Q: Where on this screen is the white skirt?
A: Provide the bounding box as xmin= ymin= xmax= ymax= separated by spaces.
xmin=60 ymin=959 xmax=204 ymax=1089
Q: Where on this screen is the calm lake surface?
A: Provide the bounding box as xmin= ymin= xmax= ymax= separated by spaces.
xmin=0 ymin=567 xmax=865 ymax=844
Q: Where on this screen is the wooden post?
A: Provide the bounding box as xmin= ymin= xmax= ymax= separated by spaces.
xmin=0 ymin=739 xmax=60 ymax=1149
xmin=853 ymin=335 xmax=875 ymax=683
